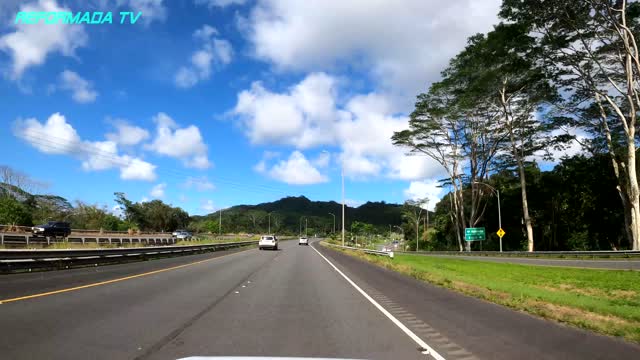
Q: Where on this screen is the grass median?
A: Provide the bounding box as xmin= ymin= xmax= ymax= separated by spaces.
xmin=327 ymin=245 xmax=640 ymax=343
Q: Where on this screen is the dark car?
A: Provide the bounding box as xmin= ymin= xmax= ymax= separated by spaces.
xmin=32 ymin=221 xmax=71 ymax=238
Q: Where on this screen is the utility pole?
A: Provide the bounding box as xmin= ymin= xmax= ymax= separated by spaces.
xmin=299 ymin=216 xmax=304 ymax=237
xmin=305 ymin=218 xmax=308 ymax=237
xmin=218 ymin=209 xmax=222 ymax=238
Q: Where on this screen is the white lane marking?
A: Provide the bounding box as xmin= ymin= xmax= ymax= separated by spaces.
xmin=311 ymin=245 xmax=446 ymax=360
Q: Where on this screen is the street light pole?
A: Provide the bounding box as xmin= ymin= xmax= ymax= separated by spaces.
xmin=497 ymin=190 xmax=502 ymax=252
xmin=473 ymin=181 xmax=502 ymax=252
xmin=342 ymin=167 xmax=345 ymax=246
xmin=329 ymin=213 xmax=335 ymax=234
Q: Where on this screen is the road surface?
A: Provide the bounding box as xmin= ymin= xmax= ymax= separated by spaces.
xmin=413 ymin=254 xmax=640 ymax=270
xmin=0 ymin=239 xmax=638 ymax=359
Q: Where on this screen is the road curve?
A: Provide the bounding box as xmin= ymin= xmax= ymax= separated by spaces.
xmin=0 ymin=239 xmax=638 ymax=360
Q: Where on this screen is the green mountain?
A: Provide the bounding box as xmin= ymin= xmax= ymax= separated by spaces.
xmin=190 ymin=196 xmax=404 ymax=235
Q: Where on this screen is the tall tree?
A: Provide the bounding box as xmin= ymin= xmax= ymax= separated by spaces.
xmin=402 ymin=199 xmax=426 ymax=251
xmin=394 ymin=47 xmax=505 ymax=251
xmin=448 ymin=24 xmax=561 ymax=251
xmin=500 ymin=0 xmax=640 ymax=249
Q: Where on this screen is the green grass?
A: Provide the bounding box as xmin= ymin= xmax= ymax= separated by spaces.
xmin=330 ymin=245 xmax=640 ymax=343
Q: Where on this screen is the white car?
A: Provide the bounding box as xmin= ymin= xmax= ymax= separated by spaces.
xmin=259 ymin=235 xmax=278 ymax=250
xmin=299 ymin=237 xmax=309 ymax=246
xmin=176 ymin=231 xmax=192 ymax=240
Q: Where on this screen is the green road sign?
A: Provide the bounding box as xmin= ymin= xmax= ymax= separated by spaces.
xmin=465 ymin=227 xmax=486 ymax=241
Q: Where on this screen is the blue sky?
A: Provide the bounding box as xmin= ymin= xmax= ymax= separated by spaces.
xmin=0 ymin=0 xmax=517 ymax=215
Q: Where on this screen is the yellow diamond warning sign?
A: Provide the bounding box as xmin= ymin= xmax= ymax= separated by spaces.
xmin=497 ymin=228 xmax=505 ymax=238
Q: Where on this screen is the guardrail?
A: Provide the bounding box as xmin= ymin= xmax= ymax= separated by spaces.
xmin=399 ymin=250 xmax=640 ymax=259
xmin=0 ymin=240 xmax=258 ymax=273
xmin=0 ymin=232 xmax=178 ymax=247
xmin=324 ymin=242 xmax=394 ymax=258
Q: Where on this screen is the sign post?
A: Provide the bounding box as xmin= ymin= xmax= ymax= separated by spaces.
xmin=496 ymin=228 xmax=505 ymax=252
xmin=464 ymin=227 xmax=486 ymax=242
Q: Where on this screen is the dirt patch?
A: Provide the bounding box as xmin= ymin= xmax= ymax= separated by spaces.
xmin=537 ymin=284 xmax=638 ymax=301
xmin=610 ymin=289 xmax=638 ymax=300
xmin=526 ymin=301 xmax=633 ymax=328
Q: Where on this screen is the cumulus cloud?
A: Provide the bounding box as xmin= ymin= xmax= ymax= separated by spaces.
xmin=106 ymin=119 xmax=150 ymax=146
xmin=233 ymin=72 xmax=342 ymax=148
xmin=13 ymin=113 xmax=157 ymax=181
xmin=403 ymin=179 xmax=444 ymax=211
xmin=150 ymin=183 xmax=166 ymax=198
xmin=232 ymin=73 xmax=441 ymax=180
xmin=58 ymin=70 xmax=98 ymax=103
xmin=183 ymin=176 xmax=215 ymax=191
xmin=115 ymin=0 xmax=167 ymax=24
xmin=175 ymin=25 xmax=233 ymax=88
xmin=0 ymin=0 xmax=88 ymax=79
xmin=119 ymin=156 xmax=157 ymax=181
xmin=256 ymin=150 xmax=328 ymax=185
xmin=146 ymin=112 xmax=212 ymax=169
xmin=241 ymin=0 xmax=500 ymax=98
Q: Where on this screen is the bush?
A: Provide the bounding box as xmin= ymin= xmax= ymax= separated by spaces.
xmin=0 ymin=196 xmax=32 ymax=226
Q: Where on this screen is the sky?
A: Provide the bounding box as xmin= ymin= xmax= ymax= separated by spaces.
xmin=0 ymin=0 xmax=532 ymax=215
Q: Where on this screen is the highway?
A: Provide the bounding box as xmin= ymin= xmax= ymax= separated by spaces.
xmin=1 ymin=239 xmax=639 ymax=360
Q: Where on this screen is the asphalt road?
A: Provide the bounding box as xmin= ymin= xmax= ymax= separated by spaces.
xmin=417 ymin=254 xmax=640 ymax=270
xmin=1 ymin=239 xmax=639 ymax=360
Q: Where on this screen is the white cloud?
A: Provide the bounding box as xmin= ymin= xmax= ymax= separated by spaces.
xmin=106 ymin=120 xmax=150 ymax=146
xmin=534 ymin=128 xmax=588 ymax=165
xmin=195 ymin=0 xmax=247 ymax=8
xmin=345 ymin=199 xmax=363 ymax=207
xmin=119 ymin=156 xmax=157 ymax=181
xmin=175 ymin=25 xmax=233 ymax=88
xmin=58 ymin=70 xmax=98 ymax=103
xmin=111 ymin=205 xmax=124 ymax=218
xmin=241 ymin=0 xmax=500 ymax=98
xmin=232 ymin=73 xmax=442 ymax=180
xmin=13 ymin=113 xmax=157 ymax=181
xmin=233 ymin=72 xmax=341 ymax=148
xmin=150 ymin=183 xmax=166 ymax=198
xmin=183 ymin=176 xmax=215 ymax=191
xmin=201 ymin=199 xmax=216 ymax=212
xmin=116 ymin=0 xmax=167 ymax=24
xmin=81 ymin=140 xmax=119 ymax=171
xmin=257 ymin=150 xmax=328 ymax=185
xmin=179 ymin=194 xmax=188 ymax=202
xmin=403 ymin=179 xmax=444 ymax=211
xmin=147 ymin=112 xmax=212 ymax=169
xmin=313 ymin=151 xmax=330 ymax=168
xmin=0 ymin=0 xmax=88 ymax=79
xmin=13 ymin=113 xmax=81 ymax=154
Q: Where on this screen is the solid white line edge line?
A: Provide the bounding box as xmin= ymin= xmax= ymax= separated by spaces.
xmin=311 ymin=244 xmax=446 ymax=360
